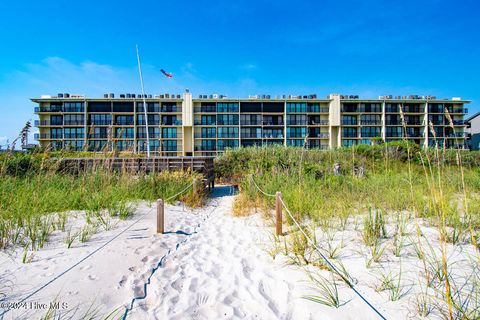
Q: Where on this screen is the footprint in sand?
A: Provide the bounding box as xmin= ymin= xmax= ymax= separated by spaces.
xmin=79 ymin=265 xmax=92 ymax=271
xmin=141 ymin=256 xmax=148 ymax=263
xmin=196 ymin=292 xmax=210 ymax=307
xmin=88 ymin=274 xmax=98 ymax=281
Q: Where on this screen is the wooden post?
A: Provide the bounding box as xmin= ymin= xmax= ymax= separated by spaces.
xmin=275 ymin=192 xmax=282 ymax=236
xmin=193 ymin=178 xmax=198 ymax=194
xmin=157 ymin=199 xmax=164 ymax=234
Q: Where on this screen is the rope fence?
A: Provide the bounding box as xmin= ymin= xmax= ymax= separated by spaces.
xmin=249 ymin=174 xmax=388 ymax=320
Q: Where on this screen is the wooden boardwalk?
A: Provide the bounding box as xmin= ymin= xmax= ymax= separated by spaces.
xmin=56 ymin=157 xmax=215 ymax=188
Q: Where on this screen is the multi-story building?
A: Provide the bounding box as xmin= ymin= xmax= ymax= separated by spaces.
xmin=466 ymin=112 xmax=480 ymax=150
xmin=33 ymin=92 xmax=470 ymax=156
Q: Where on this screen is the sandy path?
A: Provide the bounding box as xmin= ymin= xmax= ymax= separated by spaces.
xmin=127 ymin=186 xmax=327 ymax=320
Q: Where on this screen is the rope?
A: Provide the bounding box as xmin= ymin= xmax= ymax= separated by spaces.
xmin=250 ymin=175 xmax=387 ymax=320
xmin=0 ymin=182 xmax=197 ymax=318
xmin=250 ymin=175 xmax=276 ymax=197
xmin=164 ymin=181 xmax=195 ymax=202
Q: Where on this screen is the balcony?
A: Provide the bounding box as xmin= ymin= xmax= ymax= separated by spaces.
xmin=194 ymin=146 xmax=217 ymax=151
xmin=307 ymin=107 xmax=329 ymax=113
xmin=286 ymin=120 xmax=307 ymax=126
xmin=137 ymin=120 xmax=161 ymax=126
xmin=217 ymin=121 xmax=239 ymax=126
xmin=263 ymin=120 xmax=284 ymax=126
xmin=64 ymin=120 xmax=85 ymax=126
xmin=34 ymin=134 xmax=61 ymax=140
xmin=63 ymin=107 xmax=84 ymax=113
xmin=194 ymin=106 xmax=216 ymax=113
xmin=89 ymin=121 xmax=112 ymax=126
xmin=240 ymin=120 xmax=262 ymax=126
xmin=162 ymin=120 xmax=182 ymax=126
xmin=446 ymin=132 xmax=466 ymax=138
xmin=194 ymin=121 xmax=215 ymax=126
xmin=35 ymin=107 xmax=63 ymax=113
xmin=88 ymin=134 xmax=108 ymax=139
xmin=115 ymin=121 xmax=134 ymax=126
xmin=137 ymin=133 xmax=161 ymax=138
xmin=241 ymin=133 xmax=262 ymax=138
xmin=34 ymin=120 xmax=63 ymax=126
xmin=262 ymin=134 xmax=284 ymax=139
xmin=447 ymin=108 xmax=468 ymax=114
xmin=403 ymin=107 xmax=423 ymax=113
xmin=217 ymin=134 xmax=239 ymax=138
xmin=311 ymin=133 xmax=329 ymax=138
xmin=385 ymin=120 xmax=401 ymax=125
xmin=63 ymin=134 xmax=85 ymax=139
xmin=342 ymin=120 xmax=358 ymax=125
xmin=309 ymin=120 xmax=329 ymax=125
xmin=405 ymin=120 xmax=423 ymax=125
xmin=360 ymin=120 xmax=382 ymax=125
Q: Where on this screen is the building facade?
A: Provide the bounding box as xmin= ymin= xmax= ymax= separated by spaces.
xmin=33 ymin=92 xmax=469 ymax=156
xmin=466 ymin=112 xmax=480 ymax=150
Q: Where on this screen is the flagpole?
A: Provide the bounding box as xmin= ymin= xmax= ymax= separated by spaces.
xmin=136 ymin=45 xmax=151 ymax=158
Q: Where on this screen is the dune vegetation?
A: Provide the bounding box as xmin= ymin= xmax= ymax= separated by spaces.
xmin=216 ymin=143 xmax=480 ymax=319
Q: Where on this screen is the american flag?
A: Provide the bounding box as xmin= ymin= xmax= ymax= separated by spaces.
xmin=160 ymin=69 xmax=173 ymax=78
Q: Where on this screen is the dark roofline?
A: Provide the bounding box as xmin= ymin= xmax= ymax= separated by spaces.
xmin=465 ymin=112 xmax=480 ymax=123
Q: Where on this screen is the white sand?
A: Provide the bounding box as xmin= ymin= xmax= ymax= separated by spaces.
xmin=2 ymin=185 xmax=474 ymax=319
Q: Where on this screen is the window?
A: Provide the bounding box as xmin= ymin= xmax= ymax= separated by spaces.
xmin=218 ymin=139 xmax=239 ymax=150
xmin=115 ymin=140 xmax=134 ymax=151
xmin=137 ymin=114 xmax=160 ymax=125
xmin=64 ymin=140 xmax=84 ymax=151
xmin=162 ymin=115 xmax=180 ymax=125
xmin=200 ymin=140 xmax=216 ymax=150
xmin=342 ymin=127 xmax=357 ymax=138
xmin=137 ymin=127 xmax=160 ymax=138
xmin=162 ymin=128 xmax=177 ymax=139
xmin=217 ymin=114 xmax=238 ymax=125
xmin=240 ymin=114 xmax=261 ymax=125
xmin=64 ymin=114 xmax=84 ymax=125
xmin=217 ymin=102 xmax=239 ymax=113
xmin=286 ymin=127 xmax=306 ymax=138
xmin=115 ymin=115 xmax=134 ymax=125
xmin=385 ymin=103 xmax=399 ymax=113
xmin=342 ymin=139 xmax=357 ymax=147
xmin=287 ymin=103 xmax=306 ymax=113
xmin=241 ymin=127 xmax=261 ymax=138
xmin=342 ymin=116 xmax=357 ymax=125
xmin=386 ymin=127 xmax=402 ymax=138
xmin=50 ymin=115 xmax=63 ymax=125
xmin=50 ymin=128 xmax=63 ymax=139
xmin=218 ymin=127 xmax=239 ymax=138
xmin=262 ymin=128 xmax=283 ymax=138
xmin=360 ymin=103 xmax=381 ymax=113
xmin=360 ymin=114 xmax=381 ymax=125
xmin=89 ymin=114 xmax=111 ymax=125
xmin=360 ymin=127 xmax=381 ymax=138
xmin=115 ymin=127 xmax=134 ymax=138
xmin=287 ymin=115 xmax=306 ymax=125
xmin=163 ymin=140 xmax=177 ymax=151
xmin=162 ymin=103 xmax=177 ymax=112
xmin=200 ymin=115 xmax=216 ymax=125
xmin=89 ymin=127 xmax=108 ymax=139
xmin=137 ymin=102 xmax=160 ymax=112
xmin=88 ymin=140 xmax=108 ymax=151
xmin=201 ymin=127 xmax=216 ymax=138
xmin=64 ymin=127 xmax=84 ymax=139
xmin=286 ymin=139 xmax=304 ymax=146
xmin=64 ymin=102 xmax=84 ymax=112
xmin=137 ymin=140 xmax=160 ymax=152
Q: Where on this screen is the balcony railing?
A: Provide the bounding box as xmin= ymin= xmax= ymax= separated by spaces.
xmin=88 ymin=134 xmax=108 ymax=139
xmin=217 ymin=134 xmax=239 ymax=138
xmin=307 ymin=107 xmax=329 ymax=113
xmin=343 ymin=133 xmax=358 ymax=138
xmin=405 ymin=120 xmax=423 ymax=125
xmin=446 ymin=108 xmax=468 ymax=114
xmin=342 ymin=120 xmax=358 ymax=125
xmin=89 ymin=121 xmax=111 ymax=126
xmin=286 ymin=120 xmax=307 ymax=125
xmin=162 ymin=120 xmax=182 ymax=126
xmin=35 ymin=107 xmax=63 ymax=113
xmin=385 ymin=121 xmax=401 ymax=125
xmin=240 ymin=120 xmax=262 ymax=126
xmin=309 ymin=120 xmax=329 ymax=125
xmin=34 ymin=134 xmax=61 ymax=140
xmin=262 ymin=134 xmax=284 ymax=139
xmin=115 ymin=121 xmax=134 ymax=126
xmin=194 ymin=107 xmax=217 ymax=113
xmin=137 ymin=133 xmax=161 ymax=138
xmin=194 ymin=146 xmax=217 ymax=151
xmin=63 ymin=134 xmax=85 ymax=139
xmin=137 ymin=120 xmax=161 ymax=126
xmin=34 ymin=120 xmax=63 ymax=126
xmin=241 ymin=133 xmax=262 ymax=138
xmin=403 ymin=107 xmax=424 ymax=113
xmin=64 ymin=120 xmax=84 ymax=126
xmin=311 ymin=133 xmax=329 ymax=138
xmin=194 ymin=121 xmax=215 ymax=126
xmin=263 ymin=121 xmax=284 ymax=126
xmin=63 ymin=107 xmax=84 ymax=113
xmin=360 ymin=120 xmax=381 ymax=125
xmin=446 ymin=132 xmax=466 ymax=137
xmin=217 ymin=121 xmax=239 ymax=126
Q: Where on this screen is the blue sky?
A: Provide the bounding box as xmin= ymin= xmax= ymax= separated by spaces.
xmin=0 ymin=0 xmax=479 ymax=146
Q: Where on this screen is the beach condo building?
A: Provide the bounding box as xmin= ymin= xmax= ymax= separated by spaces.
xmin=32 ymin=92 xmax=470 ymax=156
